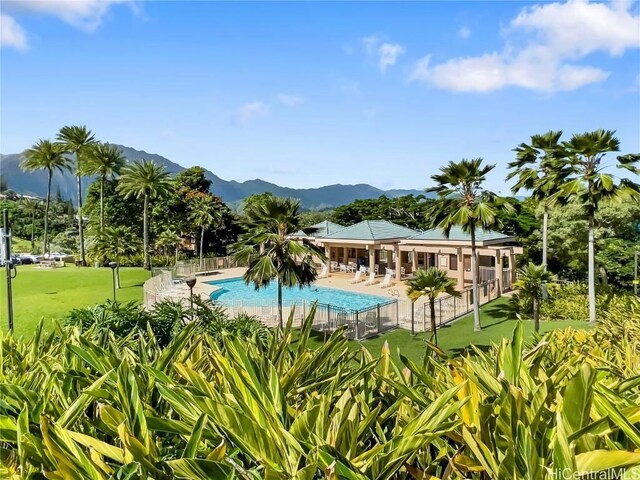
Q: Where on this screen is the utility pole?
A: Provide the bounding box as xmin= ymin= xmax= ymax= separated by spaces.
xmin=2 ymin=209 xmax=15 ymax=332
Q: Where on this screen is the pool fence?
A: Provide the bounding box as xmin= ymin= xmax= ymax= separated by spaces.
xmin=143 ymin=268 xmax=501 ymax=339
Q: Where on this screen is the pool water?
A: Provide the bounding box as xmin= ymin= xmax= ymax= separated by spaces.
xmin=208 ymin=277 xmax=389 ymax=311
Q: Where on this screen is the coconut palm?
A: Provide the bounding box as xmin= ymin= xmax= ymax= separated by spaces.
xmin=20 ymin=140 xmax=70 ymax=255
xmin=56 ymin=125 xmax=97 ymax=266
xmin=188 ymin=193 xmax=221 ymax=269
xmin=84 ymin=143 xmax=126 ymax=231
xmin=555 ymin=130 xmax=639 ymax=325
xmin=507 ymin=131 xmax=571 ymax=267
xmin=232 ymin=195 xmax=327 ymax=328
xmin=155 ymin=229 xmax=182 ymax=266
xmin=405 ymin=267 xmax=460 ymax=345
xmin=426 ymin=158 xmax=513 ymax=331
xmin=117 ymin=160 xmax=172 ymax=270
xmin=92 ymin=226 xmax=141 ymax=288
xmin=513 ymin=263 xmax=555 ymax=332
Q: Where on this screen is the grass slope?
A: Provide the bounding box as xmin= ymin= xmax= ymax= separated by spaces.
xmin=0 ymin=264 xmax=148 ymax=338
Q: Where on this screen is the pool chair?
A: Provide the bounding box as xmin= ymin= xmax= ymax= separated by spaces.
xmin=379 ymin=272 xmax=393 ymax=288
xmin=349 ymin=270 xmax=363 ymax=283
xmin=363 ymin=271 xmax=377 ymax=286
xmin=318 ymin=264 xmax=329 ymax=278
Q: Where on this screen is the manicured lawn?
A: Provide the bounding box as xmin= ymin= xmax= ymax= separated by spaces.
xmin=302 ymin=297 xmax=591 ymax=363
xmin=0 ymin=264 xmax=149 ymax=338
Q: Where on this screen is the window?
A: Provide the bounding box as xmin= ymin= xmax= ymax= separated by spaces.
xmin=439 ymin=255 xmax=448 ymax=268
xmin=449 ymin=254 xmax=458 ymax=271
xmin=379 ymin=250 xmax=388 ymax=261
xmin=463 ymin=255 xmax=471 ymax=272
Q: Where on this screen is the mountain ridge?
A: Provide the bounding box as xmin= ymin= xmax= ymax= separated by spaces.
xmin=0 ymin=144 xmax=426 ymax=210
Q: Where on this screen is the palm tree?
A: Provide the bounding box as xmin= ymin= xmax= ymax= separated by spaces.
xmin=84 ymin=143 xmax=126 ymax=231
xmin=232 ymin=195 xmax=327 ymax=328
xmin=20 ymin=140 xmax=70 ymax=255
xmin=513 ymin=263 xmax=555 ymax=332
xmin=405 ymin=267 xmax=460 ymax=345
xmin=507 ymin=131 xmax=571 ymax=267
xmin=20 ymin=199 xmax=42 ymax=252
xmin=555 ymin=130 xmax=639 ymax=325
xmin=155 ymin=229 xmax=182 ymax=266
xmin=56 ymin=125 xmax=97 ymax=266
xmin=188 ymin=193 xmax=221 ymax=269
xmin=426 ymin=158 xmax=513 ymax=331
xmin=92 ymin=226 xmax=141 ymax=288
xmin=117 ymin=160 xmax=172 ymax=270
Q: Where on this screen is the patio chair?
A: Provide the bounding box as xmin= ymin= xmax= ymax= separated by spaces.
xmin=363 ymin=271 xmax=377 ymax=286
xmin=374 ymin=264 xmax=379 ymax=274
xmin=379 ymin=272 xmax=393 ymax=288
xmin=401 ymin=267 xmax=406 ymax=278
xmin=317 ymin=264 xmax=329 ymax=278
xmin=349 ymin=270 xmax=363 ymax=283
xmin=339 ymin=264 xmax=347 ymax=273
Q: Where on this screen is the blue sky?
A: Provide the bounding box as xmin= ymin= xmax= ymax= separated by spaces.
xmin=2 ymin=1 xmax=639 ymax=194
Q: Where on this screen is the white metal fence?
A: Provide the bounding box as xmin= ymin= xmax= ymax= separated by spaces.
xmin=174 ymin=256 xmax=243 ymax=277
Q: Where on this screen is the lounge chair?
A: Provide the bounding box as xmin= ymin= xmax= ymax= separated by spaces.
xmin=318 ymin=264 xmax=329 ymax=278
xmin=363 ymin=271 xmax=377 ymax=286
xmin=349 ymin=270 xmax=363 ymax=283
xmin=379 ymin=272 xmax=393 ymax=288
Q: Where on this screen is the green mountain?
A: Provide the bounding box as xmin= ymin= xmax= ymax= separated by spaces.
xmin=0 ymin=145 xmax=424 ymax=210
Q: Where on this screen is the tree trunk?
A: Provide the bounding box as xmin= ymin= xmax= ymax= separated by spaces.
xmin=44 ymin=170 xmax=52 ymax=256
xmin=200 ymin=225 xmax=205 ymax=270
xmin=470 ymin=227 xmax=481 ymax=331
xmin=277 ymin=278 xmax=283 ymax=329
xmin=77 ymin=174 xmax=86 ymax=266
xmin=31 ymin=211 xmax=35 ymax=252
xmin=533 ymin=298 xmax=539 ymax=332
xmin=100 ymin=175 xmax=105 ymax=232
xmin=143 ymin=193 xmax=150 ymax=270
xmin=588 ymin=218 xmax=596 ymax=325
xmin=175 ymin=246 xmax=179 ymax=265
xmin=542 ymin=206 xmax=549 ymax=267
xmin=430 ymin=297 xmax=438 ymax=345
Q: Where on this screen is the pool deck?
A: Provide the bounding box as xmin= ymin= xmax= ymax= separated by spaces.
xmin=191 ymin=267 xmax=412 ymax=301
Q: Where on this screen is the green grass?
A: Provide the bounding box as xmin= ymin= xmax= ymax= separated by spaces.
xmin=0 ymin=264 xmax=149 ymax=338
xmin=301 ymin=297 xmax=591 ymax=363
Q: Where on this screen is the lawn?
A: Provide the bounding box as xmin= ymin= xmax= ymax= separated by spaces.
xmin=302 ymin=297 xmax=591 ymax=363
xmin=0 ymin=264 xmax=149 ymax=338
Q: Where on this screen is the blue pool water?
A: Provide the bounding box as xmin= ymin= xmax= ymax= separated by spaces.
xmin=208 ymin=277 xmax=389 ymax=311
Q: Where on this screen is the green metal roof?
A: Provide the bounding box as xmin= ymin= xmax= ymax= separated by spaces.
xmin=407 ymin=226 xmax=512 ymax=242
xmin=323 ymin=220 xmax=419 ymax=241
xmin=292 ymin=221 xmax=345 ymax=238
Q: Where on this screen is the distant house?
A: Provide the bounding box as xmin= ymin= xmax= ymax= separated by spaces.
xmin=294 ymin=219 xmax=522 ymax=293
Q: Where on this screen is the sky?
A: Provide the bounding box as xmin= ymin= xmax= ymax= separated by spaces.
xmin=1 ymin=0 xmax=639 ymax=195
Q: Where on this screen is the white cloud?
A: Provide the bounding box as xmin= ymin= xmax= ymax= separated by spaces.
xmin=234 ymin=101 xmax=267 ymax=125
xmin=360 ymin=34 xmax=405 ymax=72
xmin=8 ymin=0 xmax=134 ymax=32
xmin=276 ymin=93 xmax=304 ymax=107
xmin=459 ymin=27 xmax=471 ymax=39
xmin=378 ymin=43 xmax=404 ymax=73
xmin=1 ymin=14 xmax=28 ymax=51
xmin=410 ymin=0 xmax=640 ymax=93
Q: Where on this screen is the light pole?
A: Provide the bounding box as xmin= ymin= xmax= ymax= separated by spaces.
xmin=108 ymin=262 xmax=117 ymax=301
xmin=185 ymin=275 xmax=197 ymax=320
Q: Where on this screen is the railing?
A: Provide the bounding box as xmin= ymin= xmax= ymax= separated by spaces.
xmin=397 ymin=279 xmax=500 ymax=332
xmin=479 ymin=266 xmax=496 ymax=282
xmin=174 ymin=256 xmax=244 ymax=277
xmin=142 ymin=270 xmax=185 ymax=310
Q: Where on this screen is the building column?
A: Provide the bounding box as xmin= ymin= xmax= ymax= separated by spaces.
xmin=495 ymin=249 xmax=502 ymax=295
xmin=510 ymin=250 xmax=517 ymax=284
xmin=325 ymin=246 xmax=331 ymax=276
xmin=411 ymin=249 xmax=417 ymax=273
xmin=369 ymin=247 xmax=375 ymax=273
xmin=456 ymin=248 xmax=464 ymax=289
xmin=343 ymin=247 xmax=348 ymax=265
xmin=394 ymin=244 xmax=401 ymax=282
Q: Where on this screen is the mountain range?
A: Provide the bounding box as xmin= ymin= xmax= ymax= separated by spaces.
xmin=0 ymin=145 xmax=424 ymax=210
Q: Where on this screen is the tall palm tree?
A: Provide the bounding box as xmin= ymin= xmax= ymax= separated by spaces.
xmin=405 ymin=267 xmax=460 ymax=345
xmin=555 ymin=130 xmax=639 ymax=325
xmin=20 ymin=199 xmax=42 ymax=252
xmin=232 ymin=195 xmax=327 ymax=328
xmin=155 ymin=229 xmax=182 ymax=266
xmin=20 ymin=140 xmax=70 ymax=255
xmin=56 ymin=125 xmax=97 ymax=266
xmin=84 ymin=143 xmax=126 ymax=231
xmin=513 ymin=263 xmax=555 ymax=332
xmin=188 ymin=193 xmax=221 ymax=269
xmin=92 ymin=226 xmax=141 ymax=288
xmin=117 ymin=160 xmax=172 ymax=270
xmin=426 ymin=158 xmax=513 ymax=331
xmin=507 ymin=131 xmax=570 ymax=267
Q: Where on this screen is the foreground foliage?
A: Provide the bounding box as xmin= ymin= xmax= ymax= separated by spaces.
xmin=1 ymin=303 xmax=639 ymax=479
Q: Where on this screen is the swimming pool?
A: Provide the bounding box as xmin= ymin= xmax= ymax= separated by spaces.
xmin=208 ymin=277 xmax=389 ymax=311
